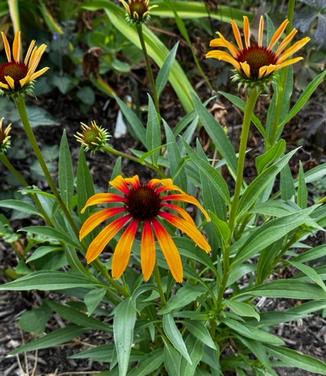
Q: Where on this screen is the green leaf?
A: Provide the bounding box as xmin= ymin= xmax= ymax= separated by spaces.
xmin=146 ymin=95 xmax=161 ymax=164
xmin=180 ymin=336 xmax=204 ymax=376
xmin=114 ymin=298 xmax=137 ymax=376
xmin=0 ymin=271 xmax=98 ymax=291
xmin=70 ymin=344 xmax=114 ymax=362
xmin=268 ymin=346 xmax=326 ymax=375
xmin=19 ymin=305 xmax=51 ymax=334
xmin=156 ymin=43 xmax=179 ymax=98
xmin=225 ymin=300 xmax=260 ymax=321
xmin=77 ymin=86 xmax=95 ymax=105
xmin=0 ymin=199 xmax=41 ymax=217
xmin=11 ymin=325 xmax=86 ymax=354
xmin=209 ymin=212 xmax=231 ymax=245
xmin=192 ymin=93 xmax=237 ymax=177
xmin=292 ymin=244 xmax=326 ymax=264
xmin=255 ymin=139 xmax=286 ymax=173
xmin=20 ymin=225 xmax=79 ymax=248
xmin=159 ymin=284 xmax=205 ymax=314
xmin=184 ymin=321 xmax=216 ymax=350
xmin=289 ymin=260 xmax=326 ymax=292
xmin=280 ymin=164 xmax=295 ymax=201
xmin=128 ymin=349 xmax=164 ymax=376
xmin=163 ymin=337 xmax=182 ymax=376
xmin=26 ymin=245 xmax=62 ymax=263
xmin=162 ymin=314 xmax=192 ymax=364
xmin=223 ymin=318 xmax=284 ymax=345
xmin=297 ymin=162 xmax=308 ymax=208
xmin=46 ymin=300 xmax=111 ymax=331
xmin=84 ymin=288 xmax=107 ymax=316
xmin=59 ymin=130 xmax=74 ymax=208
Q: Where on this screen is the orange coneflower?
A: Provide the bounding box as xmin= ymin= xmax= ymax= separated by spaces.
xmin=207 ymin=16 xmax=310 ymax=82
xmin=80 ymin=175 xmax=211 ymax=282
xmin=0 ymin=31 xmax=49 ymax=93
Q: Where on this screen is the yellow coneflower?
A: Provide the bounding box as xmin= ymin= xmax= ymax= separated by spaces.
xmin=75 ymin=121 xmax=110 ymax=152
xmin=0 ymin=117 xmax=12 ymax=154
xmin=80 ymin=175 xmax=211 ymax=282
xmin=207 ymin=16 xmax=310 ymax=82
xmin=0 ymin=31 xmax=49 ymax=93
xmin=119 ymin=0 xmax=157 ymax=24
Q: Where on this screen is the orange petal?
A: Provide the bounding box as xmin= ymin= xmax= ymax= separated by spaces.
xmin=86 ymin=214 xmax=131 ymax=264
xmin=162 ymin=203 xmax=196 ymax=225
xmin=268 ymin=19 xmax=289 ymax=50
xmin=275 ymin=28 xmax=298 ymax=57
xmin=152 ymin=219 xmax=183 ymax=283
xmin=81 ymin=193 xmax=126 ymax=213
xmin=110 ymin=175 xmax=130 ymax=195
xmin=24 ymin=40 xmax=36 ymax=65
xmin=258 ymin=64 xmax=277 ymax=78
xmin=79 ymin=207 xmax=126 ymax=240
xmin=210 ymin=33 xmax=239 ymax=58
xmin=277 ymin=37 xmax=310 ymax=64
xmin=243 ymin=16 xmax=251 ymax=48
xmin=1 ymin=32 xmax=11 ymax=62
xmin=141 ymin=221 xmax=156 ymax=281
xmin=12 ymin=31 xmax=21 ymax=63
xmin=162 ymin=193 xmax=210 ymax=222
xmin=231 ymin=20 xmax=243 ymax=50
xmin=258 ymin=16 xmax=264 ymax=47
xmin=123 ymin=175 xmax=141 ymax=189
xmin=206 ymin=50 xmax=241 ymax=70
xmin=159 ymin=212 xmax=211 ymax=253
xmin=112 ymin=219 xmax=139 ymax=279
xmin=28 ymin=44 xmax=47 ymax=75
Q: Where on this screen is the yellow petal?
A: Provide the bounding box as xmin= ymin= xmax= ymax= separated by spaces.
xmin=275 ymin=57 xmax=303 ymax=71
xmin=258 ymin=16 xmax=264 ymax=47
xmin=243 ymin=16 xmax=251 ymax=48
xmin=275 ymin=28 xmax=298 ymax=57
xmin=1 ymin=32 xmax=11 ymax=62
xmin=29 ymin=67 xmax=49 ymax=82
xmin=268 ymin=19 xmax=289 ymax=50
xmin=277 ymin=37 xmax=310 ymax=64
xmin=258 ymin=64 xmax=277 ymax=78
xmin=231 ymin=20 xmax=243 ymax=50
xmin=0 ymin=82 xmax=9 ymax=90
xmin=24 ymin=40 xmax=36 ymax=65
xmin=240 ymin=61 xmax=250 ymax=77
xmin=206 ymin=50 xmax=241 ymax=70
xmin=4 ymin=76 xmax=15 ymax=90
xmin=28 ymin=44 xmax=47 ymax=75
xmin=210 ymin=33 xmax=239 ymax=58
xmin=81 ymin=193 xmax=126 ymax=213
xmin=12 ymin=31 xmax=21 ymax=63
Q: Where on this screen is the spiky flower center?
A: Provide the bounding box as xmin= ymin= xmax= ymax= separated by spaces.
xmin=83 ymin=127 xmax=101 ymax=145
xmin=129 ymin=0 xmax=148 ymax=17
xmin=238 ymin=46 xmax=277 ymax=78
xmin=126 ymin=186 xmax=161 ymax=220
xmin=0 ymin=62 xmax=28 ymax=85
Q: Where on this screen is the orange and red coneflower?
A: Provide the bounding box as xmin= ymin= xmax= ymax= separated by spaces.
xmin=0 ymin=31 xmax=49 ymax=92
xmin=207 ymin=16 xmax=310 ymax=81
xmin=80 ymin=175 xmax=211 ymax=282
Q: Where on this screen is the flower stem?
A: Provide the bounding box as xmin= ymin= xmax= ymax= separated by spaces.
xmin=154 ymin=263 xmax=166 ymax=305
xmin=136 ymin=23 xmax=160 ymax=112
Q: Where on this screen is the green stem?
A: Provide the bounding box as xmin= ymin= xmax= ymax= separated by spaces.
xmin=228 ymin=88 xmax=260 ymax=233
xmin=136 ymin=23 xmax=160 ymax=111
xmin=15 ymin=95 xmax=80 ymax=236
xmin=154 ymin=263 xmax=166 ymax=305
xmin=287 ymin=0 xmax=296 ymax=31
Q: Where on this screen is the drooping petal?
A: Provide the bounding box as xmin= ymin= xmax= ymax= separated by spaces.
xmin=4 ymin=76 xmax=15 ymax=90
xmin=162 ymin=203 xmax=196 ymax=225
xmin=240 ymin=61 xmax=251 ymax=77
xmin=162 ymin=193 xmax=210 ymax=222
xmin=258 ymin=16 xmax=264 ymax=47
xmin=277 ymin=37 xmax=310 ymax=64
xmin=24 ymin=40 xmax=36 ymax=65
xmin=86 ymin=214 xmax=131 ymax=263
xmin=258 ymin=64 xmax=277 ymax=78
xmin=79 ymin=207 xmax=126 ymax=240
xmin=206 ymin=50 xmax=241 ymax=70
xmin=0 ymin=82 xmax=9 ymax=90
xmin=210 ymin=33 xmax=239 ymax=58
xmin=112 ymin=219 xmax=139 ymax=279
xmin=141 ymin=221 xmax=156 ymax=281
xmin=159 ymin=212 xmax=211 ymax=253
xmin=28 ymin=67 xmax=49 ymax=82
xmin=152 ymin=219 xmax=183 ymax=283
xmin=243 ymin=16 xmax=251 ymax=48
xmin=275 ymin=28 xmax=298 ymax=57
xmin=231 ymin=20 xmax=243 ymax=50
xmin=275 ymin=56 xmax=303 ymax=70
xmin=12 ymin=31 xmax=21 ymax=63
xmin=110 ymin=175 xmax=130 ymax=195
xmin=268 ymin=19 xmax=289 ymax=50
xmin=1 ymin=32 xmax=12 ymax=62
xmin=81 ymin=193 xmax=126 ymax=213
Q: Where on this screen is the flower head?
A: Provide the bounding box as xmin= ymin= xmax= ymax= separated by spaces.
xmin=80 ymin=175 xmax=211 ymax=282
xmin=75 ymin=121 xmax=110 ymax=152
xmin=119 ymin=0 xmax=157 ymax=24
xmin=0 ymin=118 xmax=12 ymax=154
xmin=207 ymin=16 xmax=310 ymax=85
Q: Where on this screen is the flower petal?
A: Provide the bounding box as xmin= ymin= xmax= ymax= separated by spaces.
xmin=159 ymin=212 xmax=211 ymax=253
xmin=162 ymin=203 xmax=196 ymax=225
xmin=258 ymin=16 xmax=264 ymax=47
xmin=12 ymin=31 xmax=21 ymax=63
xmin=258 ymin=64 xmax=277 ymax=78
xmin=28 ymin=44 xmax=47 ymax=75
xmin=277 ymin=37 xmax=310 ymax=64
xmin=162 ymin=193 xmax=210 ymax=222
xmin=240 ymin=61 xmax=250 ymax=77
xmin=210 ymin=33 xmax=239 ymax=58
xmin=0 ymin=82 xmax=9 ymax=90
xmin=86 ymin=214 xmax=131 ymax=263
xmin=275 ymin=28 xmax=298 ymax=57
xmin=1 ymin=32 xmax=11 ymax=62
xmin=123 ymin=175 xmax=141 ymax=189
xmin=275 ymin=57 xmax=303 ymax=71
xmin=81 ymin=193 xmax=126 ymax=213
xmin=110 ymin=175 xmax=130 ymax=195
xmin=79 ymin=207 xmax=126 ymax=240
xmin=112 ymin=219 xmax=139 ymax=279
xmin=206 ymin=50 xmax=241 ymax=70
xmin=243 ymin=16 xmax=251 ymax=48
xmin=231 ymin=20 xmax=243 ymax=50
xmin=268 ymin=19 xmax=289 ymax=50
xmin=152 ymin=219 xmax=183 ymax=283
xmin=24 ymin=40 xmax=36 ymax=65
xmin=4 ymin=76 xmax=15 ymax=90
xmin=29 ymin=67 xmax=49 ymax=82
xmin=141 ymin=221 xmax=156 ymax=281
